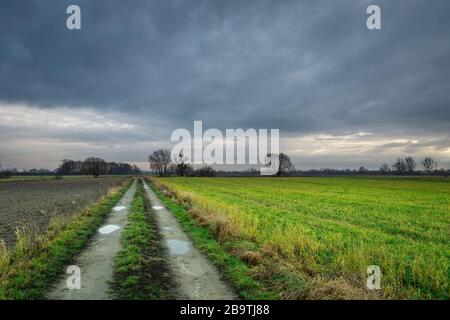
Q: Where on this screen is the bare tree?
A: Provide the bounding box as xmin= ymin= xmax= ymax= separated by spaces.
xmin=359 ymin=166 xmax=369 ymax=173
xmin=392 ymin=158 xmax=407 ymax=174
xmin=57 ymin=159 xmax=138 ymax=176
xmin=83 ymin=157 xmax=107 ymax=177
xmin=270 ymin=153 xmax=293 ymax=176
xmin=404 ymin=156 xmax=416 ymax=173
xmin=422 ymin=157 xmax=435 ymax=173
xmin=173 ymin=152 xmax=192 ymax=177
xmin=149 ymin=149 xmax=171 ymax=177
xmin=380 ymin=163 xmax=390 ymax=173
xmin=59 ymin=159 xmax=75 ymax=175
xmin=0 ymin=162 xmax=13 ymax=179
xmin=191 ymin=166 xmax=216 ymax=177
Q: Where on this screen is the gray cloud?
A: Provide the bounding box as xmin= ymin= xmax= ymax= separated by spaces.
xmin=1 ymin=0 xmax=450 ymax=169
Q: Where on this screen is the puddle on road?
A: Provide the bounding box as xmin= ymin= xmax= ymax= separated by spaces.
xmin=99 ymin=224 xmax=120 ymax=235
xmin=113 ymin=206 xmax=127 ymax=212
xmin=162 ymin=226 xmax=174 ymax=231
xmin=152 ymin=205 xmax=164 ymax=210
xmin=167 ymin=239 xmax=190 ymax=255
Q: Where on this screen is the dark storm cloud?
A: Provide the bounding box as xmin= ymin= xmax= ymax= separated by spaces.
xmin=1 ymin=0 xmax=450 ymax=170
xmin=1 ymin=0 xmax=450 ymax=134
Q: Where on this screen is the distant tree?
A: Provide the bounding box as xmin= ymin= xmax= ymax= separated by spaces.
xmin=268 ymin=153 xmax=293 ymax=176
xmin=59 ymin=159 xmax=75 ymax=175
xmin=0 ymin=162 xmax=12 ymax=179
xmin=358 ymin=166 xmax=369 ymax=173
xmin=57 ymin=159 xmax=137 ymax=176
xmin=392 ymin=158 xmax=407 ymax=174
xmin=173 ymin=152 xmax=192 ymax=177
xmin=149 ymin=149 xmax=171 ymax=177
xmin=0 ymin=169 xmax=12 ymax=179
xmin=279 ymin=153 xmax=293 ymax=176
xmin=192 ymin=166 xmax=216 ymax=177
xmin=380 ymin=163 xmax=390 ymax=173
xmin=422 ymin=157 xmax=435 ymax=173
xmin=404 ymin=156 xmax=416 ymax=173
xmin=83 ymin=157 xmax=107 ymax=177
xmin=0 ymin=171 xmax=12 ymax=179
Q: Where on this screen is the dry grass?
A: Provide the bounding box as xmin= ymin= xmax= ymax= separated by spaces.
xmin=0 ymin=241 xmax=10 ymax=274
xmin=306 ymin=277 xmax=372 ymax=300
xmin=240 ymin=251 xmax=263 ymax=266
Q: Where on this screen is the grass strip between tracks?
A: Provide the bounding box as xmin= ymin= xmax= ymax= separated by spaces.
xmin=111 ymin=179 xmax=173 ymax=299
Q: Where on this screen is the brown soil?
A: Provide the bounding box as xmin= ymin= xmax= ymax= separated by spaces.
xmin=0 ymin=177 xmax=127 ymax=247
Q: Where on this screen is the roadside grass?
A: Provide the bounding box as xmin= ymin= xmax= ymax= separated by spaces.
xmin=0 ymin=180 xmax=131 ymax=299
xmin=147 ymin=179 xmax=282 ymax=300
xmin=150 ymin=177 xmax=450 ymax=300
xmin=111 ymin=179 xmax=173 ymax=299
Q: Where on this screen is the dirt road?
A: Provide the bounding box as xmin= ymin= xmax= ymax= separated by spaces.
xmin=47 ymin=180 xmax=136 ymax=300
xmin=46 ymin=179 xmax=235 ymax=300
xmin=142 ymin=180 xmax=236 ymax=300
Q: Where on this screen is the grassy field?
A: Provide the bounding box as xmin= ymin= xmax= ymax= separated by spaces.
xmin=151 ymin=176 xmax=450 ymax=299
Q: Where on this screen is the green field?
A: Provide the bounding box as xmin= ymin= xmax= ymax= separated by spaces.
xmin=152 ymin=177 xmax=450 ymax=299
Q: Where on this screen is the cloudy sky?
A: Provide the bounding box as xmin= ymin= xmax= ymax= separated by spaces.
xmin=0 ymin=0 xmax=449 ymax=170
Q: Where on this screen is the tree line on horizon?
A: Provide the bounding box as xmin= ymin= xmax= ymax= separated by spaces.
xmin=56 ymin=158 xmax=141 ymax=177
xmin=0 ymin=154 xmax=447 ymax=179
xmin=148 ymin=150 xmax=295 ymax=177
xmin=148 ymin=149 xmax=447 ymax=177
xmin=0 ymin=158 xmax=142 ymax=179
